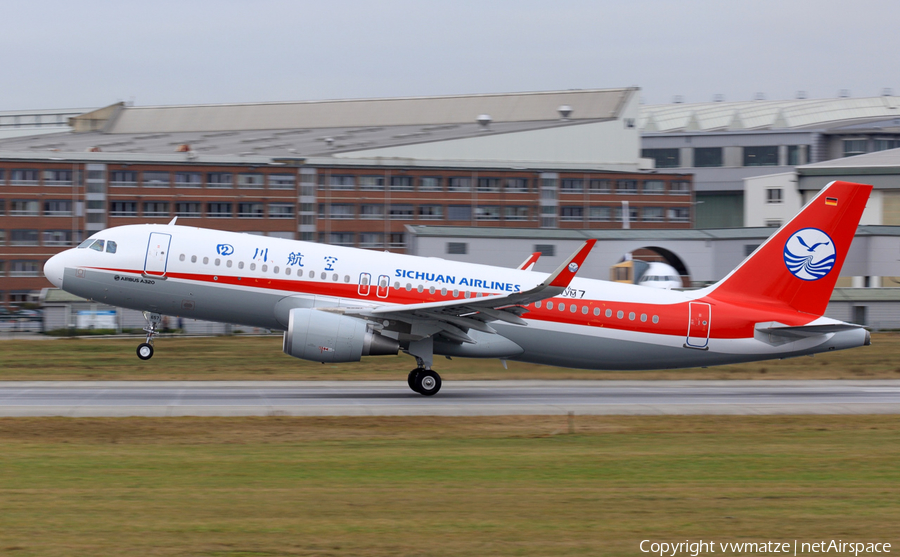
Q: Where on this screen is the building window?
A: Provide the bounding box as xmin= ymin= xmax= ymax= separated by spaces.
xmin=765 ymin=219 xmax=782 ymax=227
xmin=110 ymin=201 xmax=138 ymax=217
xmin=743 ymin=146 xmax=779 ymax=166
xmin=477 ymin=177 xmax=500 ymax=192
xmin=0 ymin=199 xmax=4 ymax=215
xmin=10 ymin=230 xmax=39 ymax=246
xmin=143 ymin=201 xmax=170 ymax=217
xmin=43 ymin=169 xmax=73 ymax=186
xmin=668 ymin=207 xmax=690 ymax=222
xmin=328 ymin=175 xmax=356 ymax=190
xmin=642 ymin=207 xmax=665 ymax=222
xmin=417 ymin=205 xmax=443 ymax=220
xmin=448 ymin=177 xmax=471 ymax=192
xmin=616 ymin=180 xmax=638 ymax=194
xmin=269 ymin=174 xmax=296 ymax=190
xmin=504 ymin=206 xmax=529 ymax=221
xmin=670 ymin=181 xmax=690 ymax=195
xmin=874 ymin=138 xmax=900 ymax=152
xmin=110 ymin=170 xmax=137 ymax=187
xmin=10 ymin=260 xmax=40 ymax=277
xmin=447 ymin=205 xmax=472 ymax=221
xmin=359 ymin=233 xmax=384 ymax=248
xmin=359 ymin=176 xmax=384 ymax=190
xmin=589 ymin=179 xmax=611 ymax=194
xmin=143 ymin=171 xmax=170 ymax=187
xmin=744 ymin=244 xmax=760 ymax=257
xmin=694 ymin=147 xmax=723 ymax=167
xmin=505 ymin=178 xmax=529 ymax=193
xmin=42 ymin=230 xmax=75 ymax=246
xmin=560 ymin=179 xmax=584 ymax=193
xmin=389 ymin=233 xmax=406 ymax=248
xmin=238 ymin=203 xmax=265 ymax=218
xmin=269 ymin=203 xmax=294 ymax=219
xmin=446 ymin=242 xmax=468 ymax=255
xmin=328 ymin=203 xmax=356 ymax=219
xmin=207 ymin=202 xmax=232 ymax=218
xmin=419 ymin=176 xmax=442 ymax=191
xmin=390 ymin=176 xmax=414 ymax=191
xmin=237 ymin=173 xmax=264 ymax=189
xmin=534 ymin=244 xmax=555 ymax=257
xmin=787 ymin=145 xmax=802 ymax=165
xmin=589 ymin=206 xmax=611 ymax=221
xmin=10 ymin=169 xmax=39 ymax=185
xmin=642 ymin=180 xmax=665 ymax=195
xmin=10 ymin=200 xmax=39 ymax=216
xmin=207 ymin=172 xmax=233 ymax=188
xmin=475 ymin=206 xmax=500 ymax=221
xmin=389 ymin=204 xmax=414 ymax=219
xmin=614 ymin=206 xmax=639 ymax=222
xmin=559 ymin=206 xmax=584 ymax=221
xmin=175 ymin=202 xmax=202 ymax=218
xmin=641 ymin=149 xmax=680 ymax=168
xmin=328 ymin=233 xmax=355 ymax=247
xmin=843 ymin=139 xmax=868 ymax=157
xmin=766 ymin=188 xmax=783 ymax=204
xmin=359 ymin=204 xmax=384 ymax=219
xmin=174 ymin=172 xmax=202 ymax=187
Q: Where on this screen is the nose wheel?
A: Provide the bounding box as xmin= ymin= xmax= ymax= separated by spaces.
xmin=137 ymin=311 xmax=162 ymax=360
xmin=408 ymin=368 xmax=441 ymax=396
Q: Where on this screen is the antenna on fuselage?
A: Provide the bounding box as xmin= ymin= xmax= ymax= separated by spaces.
xmin=168 ymin=217 xmax=178 ymax=226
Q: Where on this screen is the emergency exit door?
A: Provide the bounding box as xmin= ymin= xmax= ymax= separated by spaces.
xmin=686 ymin=302 xmax=711 ymax=349
xmin=144 ymin=232 xmax=172 ymax=277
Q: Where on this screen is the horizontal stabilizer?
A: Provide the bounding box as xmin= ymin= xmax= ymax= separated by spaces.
xmin=757 ymin=322 xmax=864 ymax=339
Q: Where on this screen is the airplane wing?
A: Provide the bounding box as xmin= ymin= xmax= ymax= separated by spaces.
xmin=340 ymin=240 xmax=596 ymax=343
xmin=516 ymin=252 xmax=542 ymax=271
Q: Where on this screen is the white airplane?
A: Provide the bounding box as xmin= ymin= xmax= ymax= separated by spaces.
xmin=637 ymin=262 xmax=683 ymax=290
xmin=44 ymin=180 xmax=872 ymax=396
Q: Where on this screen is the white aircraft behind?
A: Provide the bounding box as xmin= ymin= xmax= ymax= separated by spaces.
xmin=44 ymin=181 xmax=872 ymax=396
xmin=637 ymin=262 xmax=683 ymax=290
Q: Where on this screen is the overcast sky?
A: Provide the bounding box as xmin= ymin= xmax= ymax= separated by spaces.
xmin=2 ymin=0 xmax=898 ymax=110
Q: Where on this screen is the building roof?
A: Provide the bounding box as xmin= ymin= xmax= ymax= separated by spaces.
xmin=406 ymin=225 xmax=900 ymax=241
xmin=93 ymin=89 xmax=635 ymax=133
xmin=0 ymin=89 xmax=638 ymax=165
xmin=640 ymin=95 xmax=900 ymax=133
xmin=798 ymin=147 xmax=900 ymax=175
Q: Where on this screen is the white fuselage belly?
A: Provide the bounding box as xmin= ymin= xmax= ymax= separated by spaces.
xmin=51 ymin=224 xmax=864 ymax=371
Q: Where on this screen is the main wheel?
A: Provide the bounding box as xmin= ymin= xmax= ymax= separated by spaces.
xmin=415 ymin=369 xmax=441 ymax=396
xmin=407 ymin=368 xmax=422 ymax=393
xmin=137 ymin=343 xmax=154 ymax=360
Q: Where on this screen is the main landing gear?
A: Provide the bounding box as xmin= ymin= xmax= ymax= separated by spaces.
xmin=407 ymin=367 xmax=442 ymax=396
xmin=137 ymin=311 xmax=162 ymax=360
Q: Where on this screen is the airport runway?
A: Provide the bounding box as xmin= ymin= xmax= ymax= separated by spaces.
xmin=0 ymin=380 xmax=899 ymax=417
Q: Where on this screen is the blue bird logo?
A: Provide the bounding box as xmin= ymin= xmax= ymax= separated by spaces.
xmin=796 ymin=236 xmax=830 ymax=253
xmin=783 ymin=228 xmax=836 ymax=281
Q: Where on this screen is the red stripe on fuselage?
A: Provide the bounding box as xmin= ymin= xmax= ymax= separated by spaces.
xmin=90 ymin=266 xmax=815 ymax=339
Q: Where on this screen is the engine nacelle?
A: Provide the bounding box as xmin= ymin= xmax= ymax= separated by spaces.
xmin=282 ymin=308 xmax=399 ymax=363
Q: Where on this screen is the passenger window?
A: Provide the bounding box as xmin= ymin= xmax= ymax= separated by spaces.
xmin=89 ymin=240 xmax=105 ymax=252
xmin=106 ymin=241 xmax=117 ymax=254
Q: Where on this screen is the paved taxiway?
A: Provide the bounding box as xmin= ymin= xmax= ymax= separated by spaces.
xmin=0 ymin=380 xmax=899 ymax=417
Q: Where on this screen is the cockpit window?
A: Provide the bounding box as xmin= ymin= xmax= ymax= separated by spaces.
xmin=77 ymin=239 xmax=95 ymax=249
xmin=106 ymin=241 xmax=117 ymax=254
xmin=89 ymin=239 xmax=105 ymax=252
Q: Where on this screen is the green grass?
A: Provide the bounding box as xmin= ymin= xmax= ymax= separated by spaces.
xmin=1 ymin=333 xmax=899 ymax=380
xmin=0 ymin=415 xmax=897 ymax=556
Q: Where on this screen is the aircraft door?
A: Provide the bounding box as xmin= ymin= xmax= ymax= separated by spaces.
xmin=144 ymin=232 xmax=172 ymax=277
xmin=686 ymin=302 xmax=711 ymax=349
xmin=358 ymin=273 xmax=371 ymax=296
xmin=376 ymin=275 xmax=390 ymax=298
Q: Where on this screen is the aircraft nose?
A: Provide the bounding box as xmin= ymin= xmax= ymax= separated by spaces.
xmin=44 ymin=251 xmax=67 ymax=288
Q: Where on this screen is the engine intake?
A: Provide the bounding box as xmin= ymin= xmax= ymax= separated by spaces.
xmin=282 ymin=308 xmax=398 ymax=363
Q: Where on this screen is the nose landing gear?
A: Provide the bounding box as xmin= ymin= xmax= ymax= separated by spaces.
xmin=137 ymin=311 xmax=162 ymax=360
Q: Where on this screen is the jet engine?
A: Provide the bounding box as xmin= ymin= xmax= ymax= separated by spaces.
xmin=282 ymin=308 xmax=399 ymax=363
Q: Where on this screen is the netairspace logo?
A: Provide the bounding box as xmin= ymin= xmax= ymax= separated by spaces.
xmin=783 ymin=228 xmax=837 ymax=281
xmin=640 ymin=539 xmax=891 ymax=557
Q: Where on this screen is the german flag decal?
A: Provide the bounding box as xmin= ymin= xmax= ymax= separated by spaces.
xmin=825 ymin=197 xmax=838 ymax=206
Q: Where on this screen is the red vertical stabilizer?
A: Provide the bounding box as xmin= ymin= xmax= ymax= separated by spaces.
xmin=709 ymin=180 xmax=872 ymax=316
